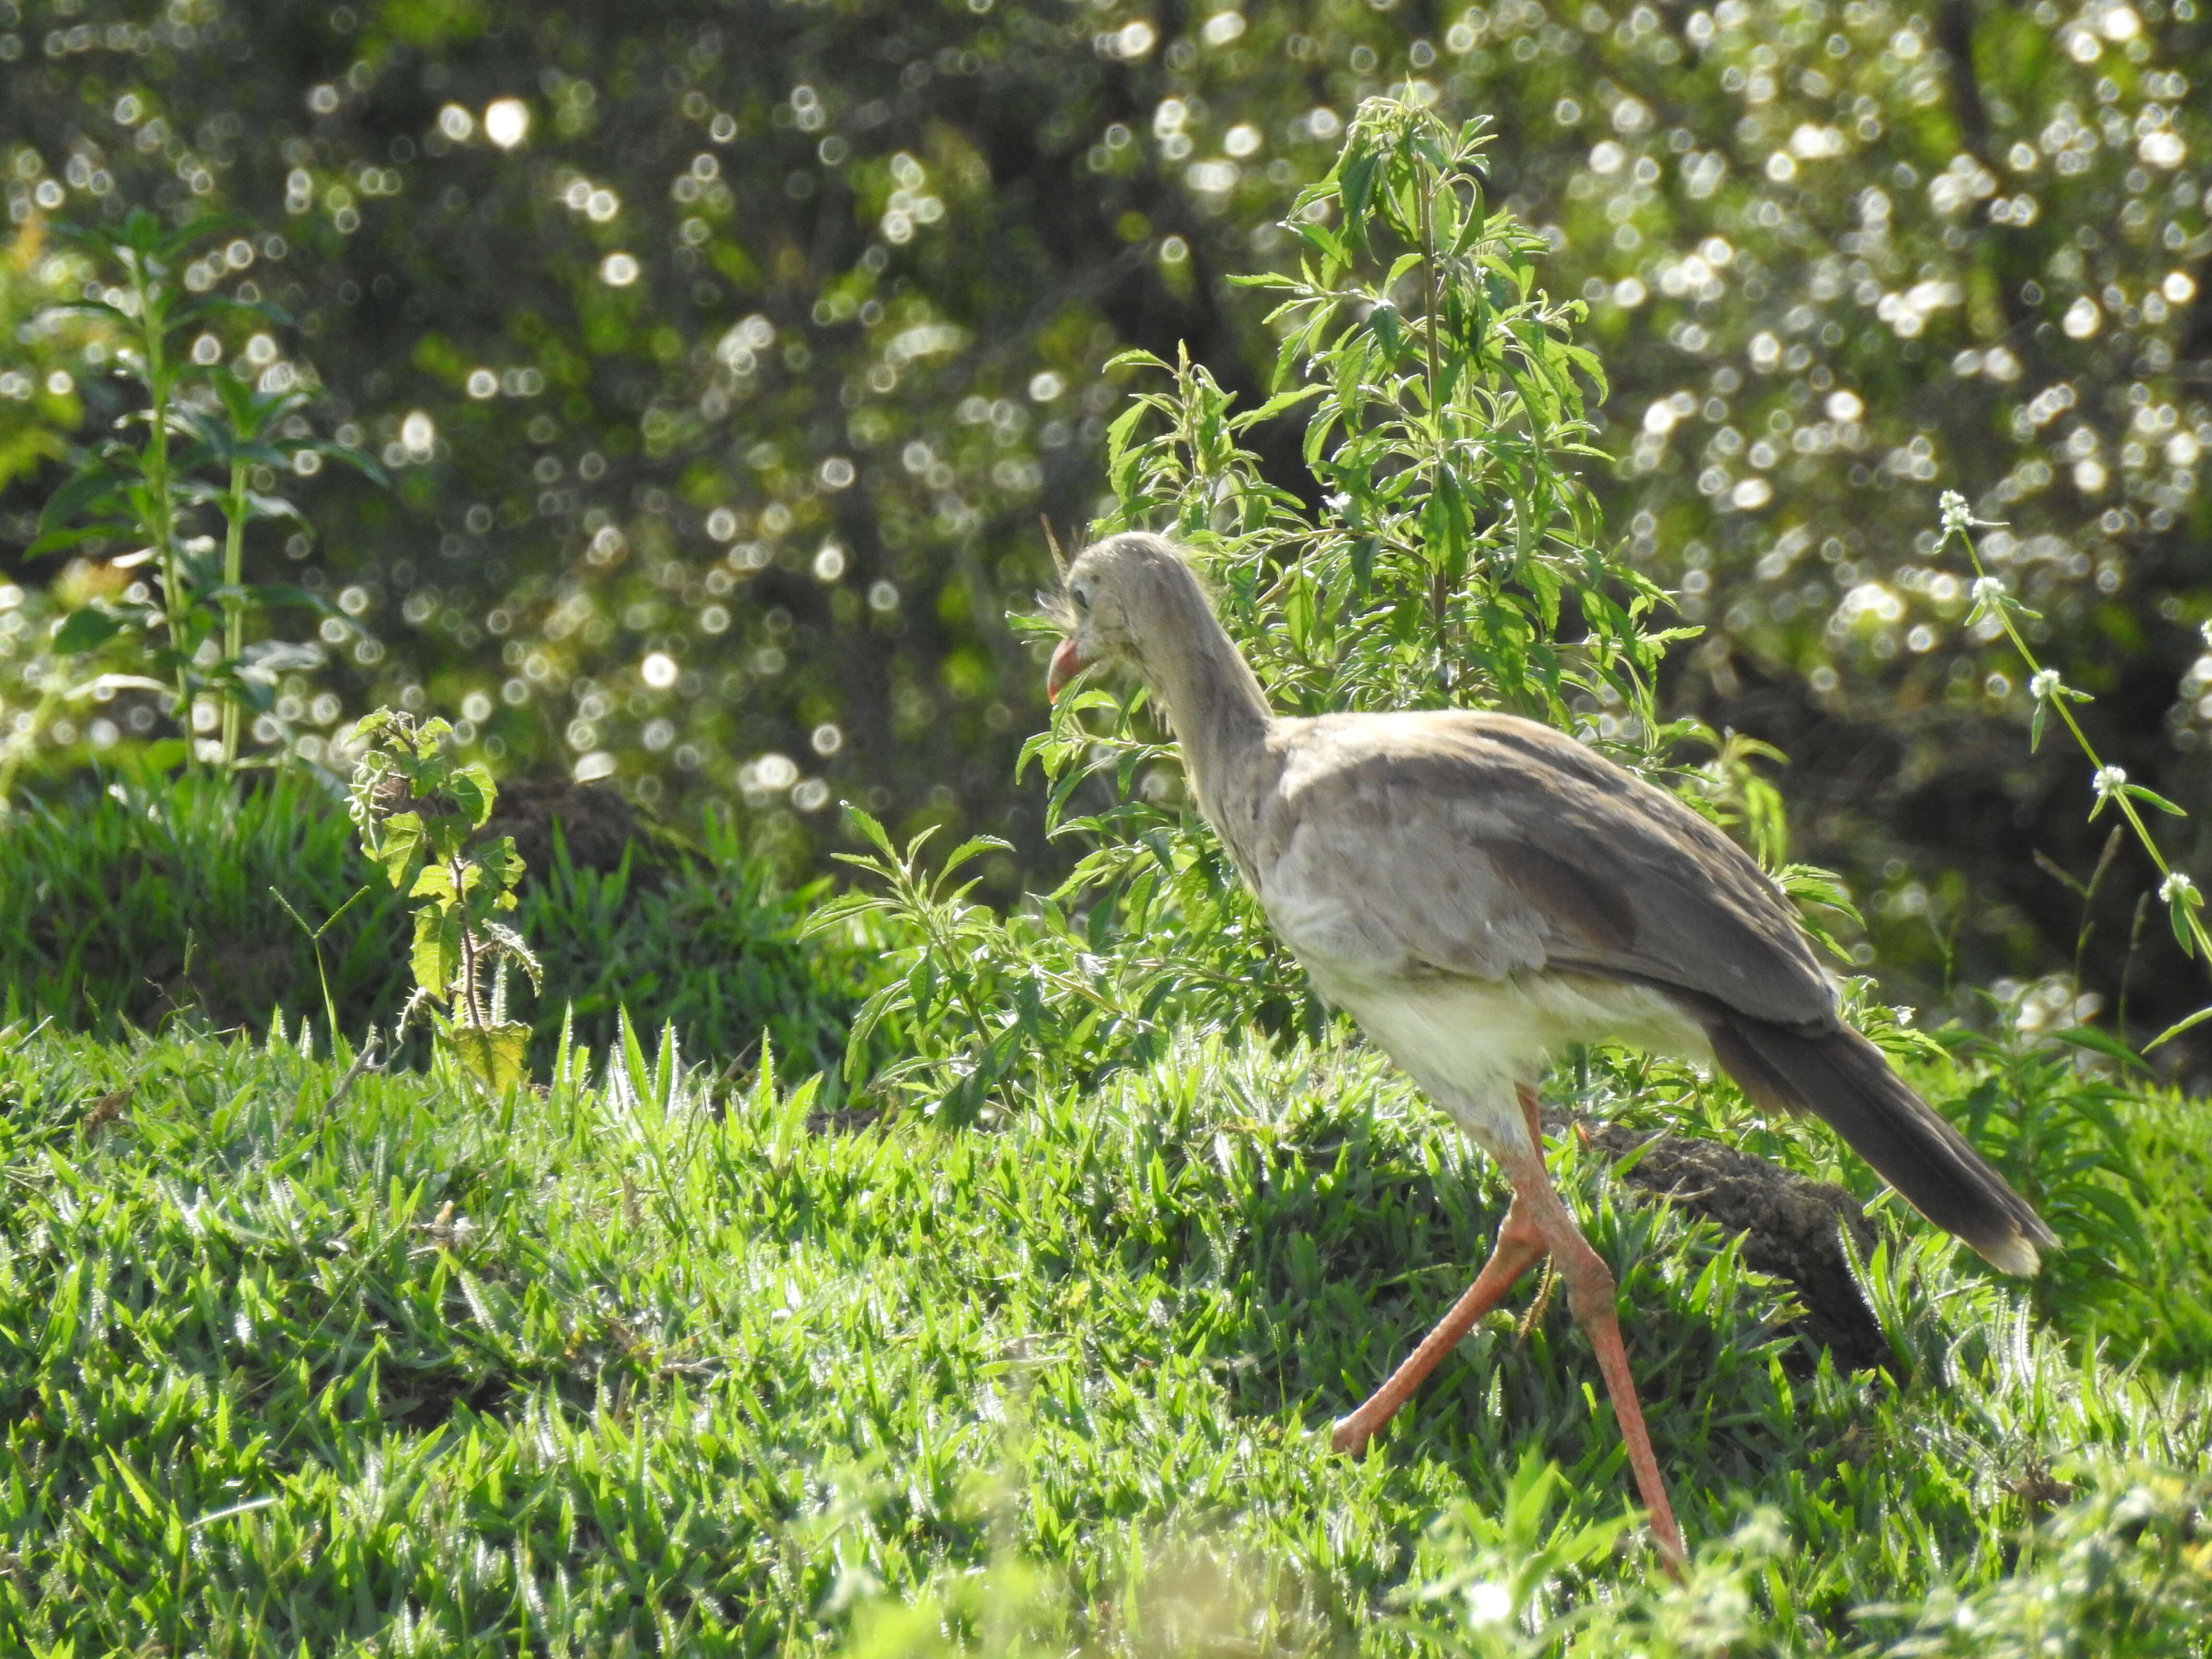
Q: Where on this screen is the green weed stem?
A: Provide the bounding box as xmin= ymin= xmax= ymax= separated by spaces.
xmin=1949 ymin=506 xmax=2212 ymax=1047
xmin=219 ymin=455 xmax=248 ymax=767
xmin=127 ymin=247 xmax=193 ymax=768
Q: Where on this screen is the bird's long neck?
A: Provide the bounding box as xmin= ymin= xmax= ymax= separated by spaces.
xmin=1137 ymin=583 xmax=1274 ymax=830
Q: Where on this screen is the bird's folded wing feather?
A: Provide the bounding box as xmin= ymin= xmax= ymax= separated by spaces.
xmin=1250 ymin=711 xmax=1837 ymax=1029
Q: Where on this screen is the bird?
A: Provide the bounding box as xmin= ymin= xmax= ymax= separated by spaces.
xmin=1043 ymin=531 xmax=2056 ymax=1575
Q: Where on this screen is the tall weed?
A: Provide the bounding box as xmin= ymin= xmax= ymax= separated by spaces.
xmin=7 ymin=207 xmax=373 ymax=791
xmin=830 ymin=95 xmax=1848 ymax=1144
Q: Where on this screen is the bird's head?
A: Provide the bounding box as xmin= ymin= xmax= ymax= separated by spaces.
xmin=1043 ymin=531 xmax=1202 ymax=702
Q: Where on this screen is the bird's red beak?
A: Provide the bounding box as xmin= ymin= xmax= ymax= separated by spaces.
xmin=1046 ymin=637 xmax=1085 ymax=703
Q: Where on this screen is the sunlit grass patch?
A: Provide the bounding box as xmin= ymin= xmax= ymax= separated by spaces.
xmin=2 ymin=1022 xmax=2206 ymax=1653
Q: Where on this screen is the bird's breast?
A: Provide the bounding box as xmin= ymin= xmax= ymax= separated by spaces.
xmin=1305 ymin=966 xmax=1712 ymax=1155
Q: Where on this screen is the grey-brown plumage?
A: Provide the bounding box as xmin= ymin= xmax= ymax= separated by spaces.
xmin=1257 ymin=713 xmax=2054 ymax=1275
xmin=1046 ymin=531 xmax=2055 ymax=1278
xmin=1047 ymin=530 xmax=2055 ymax=1572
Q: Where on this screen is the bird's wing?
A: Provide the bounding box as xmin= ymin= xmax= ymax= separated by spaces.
xmin=1250 ymin=711 xmax=1838 ymax=1028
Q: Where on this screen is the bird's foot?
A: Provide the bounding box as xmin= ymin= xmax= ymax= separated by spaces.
xmin=1328 ymin=1414 xmax=1377 ymax=1457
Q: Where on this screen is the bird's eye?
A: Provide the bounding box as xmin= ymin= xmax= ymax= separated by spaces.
xmin=1071 ymin=588 xmax=1090 ymax=613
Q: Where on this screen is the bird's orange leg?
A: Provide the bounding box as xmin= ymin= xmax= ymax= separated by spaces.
xmin=1330 ymin=1083 xmax=1554 ymax=1457
xmin=1328 ymin=1199 xmax=1547 ymax=1456
xmin=1490 ymin=1107 xmax=1689 ymax=1578
xmin=1331 ymin=1083 xmax=1689 ymax=1578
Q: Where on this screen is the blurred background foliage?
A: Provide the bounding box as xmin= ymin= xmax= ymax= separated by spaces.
xmin=1 ymin=0 xmax=2209 ymax=1050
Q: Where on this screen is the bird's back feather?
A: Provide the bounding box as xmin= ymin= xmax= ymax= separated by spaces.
xmin=1250 ymin=710 xmax=1838 ymax=1027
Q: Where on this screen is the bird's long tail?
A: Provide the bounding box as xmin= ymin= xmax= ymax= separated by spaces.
xmin=1704 ymin=1012 xmax=2057 ymax=1275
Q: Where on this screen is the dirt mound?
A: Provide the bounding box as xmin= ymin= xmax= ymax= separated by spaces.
xmin=479 ymin=778 xmax=660 ymax=880
xmin=1579 ymin=1119 xmax=1890 ymax=1374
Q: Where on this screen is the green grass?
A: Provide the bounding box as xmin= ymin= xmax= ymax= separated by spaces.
xmin=2102 ymin=1085 xmax=2212 ymax=1374
xmin=0 ymin=774 xmax=863 ymax=1082
xmin=3 ymin=1020 xmax=2206 ymax=1655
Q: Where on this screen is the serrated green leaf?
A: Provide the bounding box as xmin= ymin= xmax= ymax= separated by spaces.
xmin=373 ymin=813 xmax=425 ymax=889
xmin=411 ymin=908 xmax=464 ymax=1000
xmin=442 ymin=1021 xmax=532 ymax=1095
xmin=477 ymin=834 xmax=526 ymax=890
xmin=409 ymin=862 xmax=457 ymax=903
xmin=445 ymin=765 xmax=496 ymax=829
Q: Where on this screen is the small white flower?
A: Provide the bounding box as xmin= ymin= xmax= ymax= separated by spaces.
xmin=2201 ymin=618 xmax=2212 ymax=650
xmin=1939 ymin=489 xmax=1973 ymax=534
xmin=1971 ymin=575 xmax=2006 ymax=607
xmin=2030 ymin=667 xmax=2062 ymax=700
xmin=2093 ymin=764 xmax=2128 ymax=798
xmin=2161 ymin=871 xmax=2198 ymax=905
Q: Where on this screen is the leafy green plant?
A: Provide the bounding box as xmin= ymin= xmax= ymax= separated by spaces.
xmin=346 ymin=709 xmax=540 ymax=1093
xmin=2102 ymin=1084 xmax=2212 ymax=1374
xmin=808 ymin=809 xmax=1182 ymax=1121
xmin=809 ymin=814 xmax=1027 ymax=1122
xmin=1078 ymin=99 xmax=1686 ymax=736
xmin=1930 ymin=1021 xmax=2154 ymax=1331
xmin=6 ymin=206 xmax=373 ymax=793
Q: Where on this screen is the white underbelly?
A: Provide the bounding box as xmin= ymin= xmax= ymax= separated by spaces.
xmin=1321 ymin=970 xmax=1711 ymax=1156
